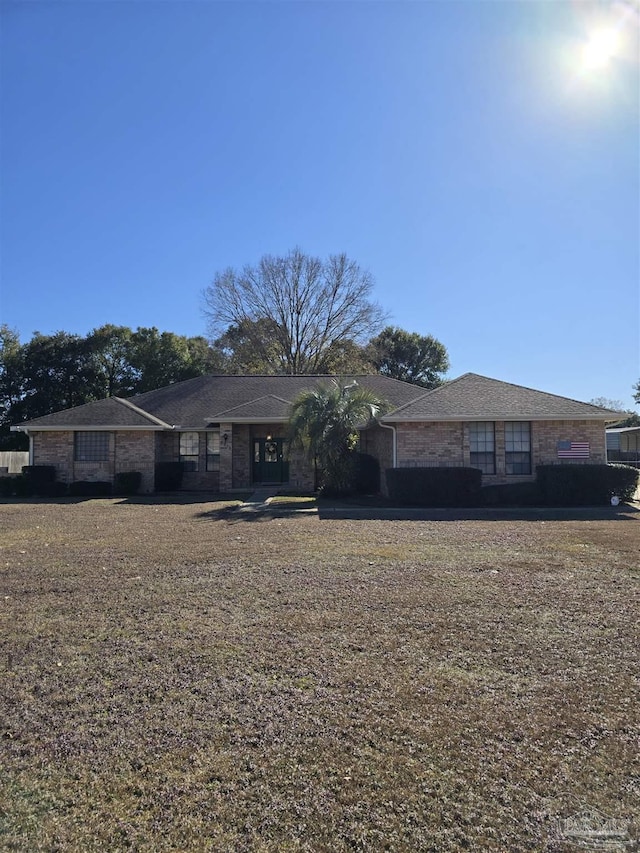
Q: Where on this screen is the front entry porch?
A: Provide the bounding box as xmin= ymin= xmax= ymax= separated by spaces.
xmin=252 ymin=437 xmax=289 ymax=484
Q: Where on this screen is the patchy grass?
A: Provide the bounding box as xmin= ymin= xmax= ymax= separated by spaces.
xmin=0 ymin=498 xmax=638 ymax=852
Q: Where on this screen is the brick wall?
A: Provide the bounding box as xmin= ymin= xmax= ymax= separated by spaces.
xmin=232 ymin=424 xmax=251 ymax=489
xmin=114 ymin=432 xmax=155 ymax=493
xmin=33 ymin=432 xmax=74 ymax=480
xmin=32 ymin=430 xmax=157 ymax=492
xmin=397 ymin=422 xmax=465 ymax=467
xmin=392 ymin=419 xmax=608 ymax=486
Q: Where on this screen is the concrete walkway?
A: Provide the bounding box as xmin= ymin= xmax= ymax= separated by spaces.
xmin=238 ymin=486 xmax=281 ymax=513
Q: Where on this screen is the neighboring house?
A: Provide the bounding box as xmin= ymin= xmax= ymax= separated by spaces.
xmin=10 ymin=373 xmax=622 ymax=494
xmin=606 ymin=426 xmax=640 ymax=466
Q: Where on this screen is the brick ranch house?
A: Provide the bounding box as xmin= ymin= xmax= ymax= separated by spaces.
xmin=11 ymin=373 xmax=622 ymax=494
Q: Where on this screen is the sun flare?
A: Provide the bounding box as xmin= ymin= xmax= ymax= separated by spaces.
xmin=580 ymin=27 xmax=622 ymax=70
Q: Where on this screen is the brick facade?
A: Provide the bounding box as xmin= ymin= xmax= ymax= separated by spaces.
xmin=391 ymin=419 xmax=608 ymax=487
xmin=30 ymin=417 xmax=609 ymax=496
xmin=33 ymin=430 xmax=156 ymax=492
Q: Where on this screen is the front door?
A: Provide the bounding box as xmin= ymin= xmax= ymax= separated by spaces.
xmin=252 ymin=438 xmax=289 ymax=484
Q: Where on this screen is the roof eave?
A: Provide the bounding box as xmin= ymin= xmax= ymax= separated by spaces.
xmin=381 ymin=413 xmax=620 ymax=423
xmin=205 ymin=417 xmax=289 ymax=424
xmin=11 ymin=424 xmax=170 ymax=432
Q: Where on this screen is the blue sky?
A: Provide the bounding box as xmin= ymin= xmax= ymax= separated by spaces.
xmin=1 ymin=0 xmax=639 ymax=408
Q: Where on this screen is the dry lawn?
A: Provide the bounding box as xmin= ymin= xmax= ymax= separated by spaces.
xmin=1 ymin=497 xmax=638 ymax=852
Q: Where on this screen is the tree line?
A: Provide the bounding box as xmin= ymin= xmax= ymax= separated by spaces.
xmin=1 ymin=250 xmax=451 ymax=449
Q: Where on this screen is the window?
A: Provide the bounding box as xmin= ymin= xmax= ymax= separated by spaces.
xmin=505 ymin=422 xmax=531 ymax=475
xmin=206 ymin=431 xmax=220 ymax=472
xmin=469 ymin=422 xmax=495 ymax=474
xmin=179 ymin=432 xmax=199 ymax=472
xmin=74 ymin=431 xmax=110 ymax=462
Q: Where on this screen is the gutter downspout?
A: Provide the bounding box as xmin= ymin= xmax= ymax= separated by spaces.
xmin=379 ymin=421 xmax=397 ymax=468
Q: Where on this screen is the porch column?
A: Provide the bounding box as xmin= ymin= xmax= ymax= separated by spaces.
xmin=219 ymin=422 xmax=233 ymax=492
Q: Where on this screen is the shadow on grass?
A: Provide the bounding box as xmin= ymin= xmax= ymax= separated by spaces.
xmin=0 ymin=492 xmax=252 ymax=507
xmin=196 ymin=499 xmax=319 ymax=523
xmin=317 ymin=503 xmax=640 ymax=522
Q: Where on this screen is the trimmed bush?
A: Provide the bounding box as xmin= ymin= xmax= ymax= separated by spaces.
xmin=0 ymin=477 xmax=15 ymax=497
xmin=114 ymin=471 xmax=142 ymax=496
xmin=22 ymin=465 xmax=56 ymax=484
xmin=11 ymin=475 xmax=32 ymax=498
xmin=353 ymin=453 xmax=380 ymax=494
xmin=154 ymin=461 xmax=184 ymax=492
xmin=69 ymin=481 xmax=112 ymax=497
xmin=386 ymin=467 xmax=482 ymax=507
xmin=537 ymin=464 xmax=639 ymax=506
xmin=47 ymin=482 xmax=69 ymax=497
xmin=480 ymin=481 xmax=542 ymax=507
xmin=22 ymin=465 xmax=57 ymax=497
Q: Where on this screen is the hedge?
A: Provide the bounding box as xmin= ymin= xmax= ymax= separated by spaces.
xmin=537 ymin=464 xmax=639 ymax=506
xmin=386 ymin=467 xmax=482 ymax=507
xmin=21 ymin=465 xmax=57 ymax=496
xmin=154 ymin=461 xmax=184 ymax=492
xmin=69 ymin=481 xmax=113 ymax=497
xmin=480 ymin=481 xmax=542 ymax=507
xmin=114 ymin=471 xmax=142 ymax=496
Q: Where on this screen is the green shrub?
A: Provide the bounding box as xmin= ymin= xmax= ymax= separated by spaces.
xmin=537 ymin=464 xmax=639 ymax=506
xmin=353 ymin=453 xmax=380 ymax=494
xmin=386 ymin=467 xmax=482 ymax=507
xmin=114 ymin=471 xmax=142 ymax=496
xmin=69 ymin=481 xmax=112 ymax=497
xmin=480 ymin=482 xmax=542 ymax=507
xmin=604 ymin=464 xmax=639 ymax=502
xmin=0 ymin=477 xmax=15 ymax=497
xmin=22 ymin=465 xmax=57 ymax=496
xmin=11 ymin=475 xmax=31 ymax=497
xmin=46 ymin=481 xmax=68 ymax=497
xmin=154 ymin=461 xmax=184 ymax=492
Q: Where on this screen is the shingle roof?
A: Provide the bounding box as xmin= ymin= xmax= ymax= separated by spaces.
xmin=381 ymin=373 xmax=624 ymax=422
xmin=13 ymin=396 xmax=171 ymax=429
xmin=14 ymin=374 xmax=425 ymax=429
xmin=207 ymin=395 xmax=294 ymax=422
xmin=13 ymin=372 xmax=621 ymax=431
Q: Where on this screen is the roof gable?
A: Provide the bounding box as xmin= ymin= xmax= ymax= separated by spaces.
xmin=382 ymin=373 xmax=625 ymax=422
xmin=208 ymin=395 xmax=294 ymax=422
xmin=12 ymin=396 xmax=171 ymax=430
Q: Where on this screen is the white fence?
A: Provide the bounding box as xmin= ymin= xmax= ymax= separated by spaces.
xmin=0 ymin=452 xmax=29 ymax=474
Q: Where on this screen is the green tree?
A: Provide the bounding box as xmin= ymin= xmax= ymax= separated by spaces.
xmin=17 ymin=331 xmax=98 ymax=421
xmin=288 ymin=379 xmax=386 ymax=495
xmin=128 ymin=327 xmax=223 ymax=393
xmin=634 ymin=380 xmax=640 ymax=406
xmin=0 ymin=326 xmax=27 ymax=449
xmin=367 ymin=326 xmax=449 ymax=388
xmin=203 ymin=249 xmax=386 ymax=374
xmin=87 ymin=325 xmax=137 ymax=397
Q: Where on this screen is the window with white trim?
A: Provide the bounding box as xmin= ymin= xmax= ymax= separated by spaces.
xmin=74 ymin=431 xmax=110 ymax=462
xmin=469 ymin=422 xmax=495 ymax=474
xmin=179 ymin=432 xmax=199 ymax=472
xmin=505 ymin=422 xmax=531 ymax=475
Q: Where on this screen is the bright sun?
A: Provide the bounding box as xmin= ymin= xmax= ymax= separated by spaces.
xmin=580 ymin=27 xmax=622 ymax=71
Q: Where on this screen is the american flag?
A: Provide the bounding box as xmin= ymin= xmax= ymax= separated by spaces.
xmin=557 ymin=440 xmax=590 ymax=459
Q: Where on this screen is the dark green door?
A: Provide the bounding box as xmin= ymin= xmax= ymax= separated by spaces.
xmin=252 ymin=438 xmax=289 ymax=483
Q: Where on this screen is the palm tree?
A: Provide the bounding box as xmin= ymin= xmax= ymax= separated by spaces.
xmin=288 ymin=379 xmax=386 ymax=495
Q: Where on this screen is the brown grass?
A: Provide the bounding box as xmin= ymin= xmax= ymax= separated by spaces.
xmin=1 ymin=497 xmax=638 ymax=852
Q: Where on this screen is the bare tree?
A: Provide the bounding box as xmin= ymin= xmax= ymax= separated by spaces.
xmin=202 ymin=249 xmax=387 ymax=374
